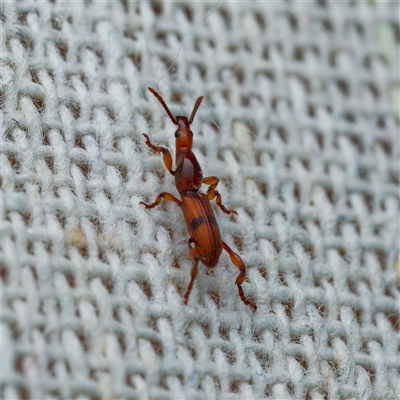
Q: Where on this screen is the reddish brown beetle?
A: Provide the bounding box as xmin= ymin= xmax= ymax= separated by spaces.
xmin=140 ymin=87 xmax=257 ymax=311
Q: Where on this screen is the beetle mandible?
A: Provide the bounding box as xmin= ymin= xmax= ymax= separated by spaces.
xmin=139 ymin=87 xmax=257 ymax=311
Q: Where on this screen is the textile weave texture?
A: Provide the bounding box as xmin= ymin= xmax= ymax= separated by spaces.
xmin=1 ymin=1 xmax=399 ymax=399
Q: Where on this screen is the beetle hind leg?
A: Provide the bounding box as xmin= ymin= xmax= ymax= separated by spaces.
xmin=184 ymin=238 xmax=200 ymax=305
xmin=222 ymin=242 xmax=257 ymax=311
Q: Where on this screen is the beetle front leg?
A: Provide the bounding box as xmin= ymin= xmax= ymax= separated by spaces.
xmin=184 ymin=238 xmax=200 ymax=304
xmin=142 ymin=133 xmax=175 ymax=175
xmin=222 ymin=242 xmax=257 ymax=311
xmin=139 ymin=192 xmax=182 ymax=209
xmin=206 ymin=190 xmax=238 ymax=215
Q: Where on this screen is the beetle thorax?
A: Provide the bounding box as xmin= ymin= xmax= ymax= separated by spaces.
xmin=175 ymin=151 xmax=203 ymax=194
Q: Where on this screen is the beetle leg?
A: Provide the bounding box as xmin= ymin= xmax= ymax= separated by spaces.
xmin=206 ymin=190 xmax=238 ymax=215
xmin=203 ymin=176 xmax=219 ymax=192
xmin=222 ymin=242 xmax=257 ymax=311
xmin=184 ymin=238 xmax=199 ymax=304
xmin=142 ymin=133 xmax=175 ymax=175
xmin=139 ymin=192 xmax=182 ymax=208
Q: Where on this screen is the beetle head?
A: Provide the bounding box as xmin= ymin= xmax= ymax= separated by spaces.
xmin=148 ymin=87 xmax=203 ymax=151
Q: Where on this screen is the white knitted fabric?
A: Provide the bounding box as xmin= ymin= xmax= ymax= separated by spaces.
xmin=1 ymin=2 xmax=399 ymax=399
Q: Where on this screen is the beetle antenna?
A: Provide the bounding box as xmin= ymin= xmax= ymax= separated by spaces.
xmin=148 ymin=87 xmax=178 ymax=125
xmin=189 ymin=96 xmax=204 ymax=124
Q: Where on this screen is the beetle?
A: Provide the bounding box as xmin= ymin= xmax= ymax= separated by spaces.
xmin=139 ymin=87 xmax=257 ymax=311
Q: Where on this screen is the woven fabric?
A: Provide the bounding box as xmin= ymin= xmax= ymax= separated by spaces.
xmin=1 ymin=1 xmax=399 ymax=399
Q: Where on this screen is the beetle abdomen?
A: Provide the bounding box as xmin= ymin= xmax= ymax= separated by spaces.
xmin=181 ymin=193 xmax=222 ymax=268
